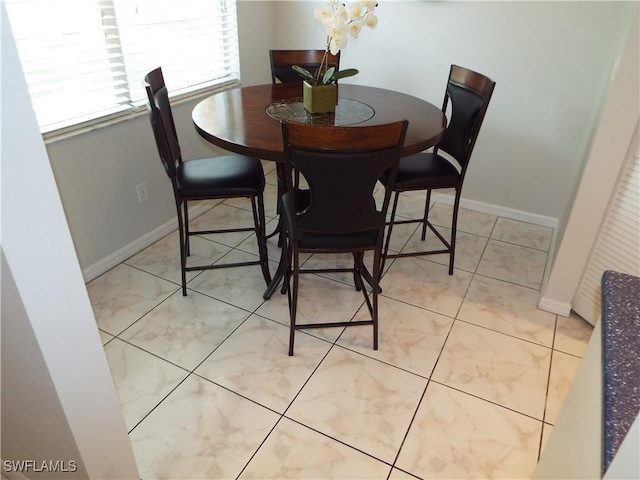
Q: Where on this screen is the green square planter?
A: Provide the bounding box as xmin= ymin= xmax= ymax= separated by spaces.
xmin=303 ymin=81 xmax=337 ymax=114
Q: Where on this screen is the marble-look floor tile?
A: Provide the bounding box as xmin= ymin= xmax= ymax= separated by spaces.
xmin=99 ymin=329 xmax=114 ymax=345
xmin=544 ymin=350 xmax=582 ymax=425
xmin=190 ymin=203 xmax=261 ymax=248
xmin=458 ymin=276 xmax=556 ymax=347
xmin=104 ymin=338 xmax=188 ymax=431
xmin=380 ymin=257 xmax=473 ymax=318
xmin=383 ymin=191 xmax=430 ymax=221
xmin=87 ymin=263 xmax=179 ymax=335
xmin=240 ymin=417 xmax=392 ymax=479
xmin=286 ymin=346 xmax=427 ymax=464
xmin=120 ymin=290 xmax=250 ymax=371
xmin=396 ymin=382 xmax=542 ymax=479
xmin=236 ymin=218 xmax=291 ymax=262
xmin=476 ymin=240 xmax=548 ymax=289
xmin=428 ymin=202 xmax=497 ymax=238
xmin=384 ymin=221 xmax=420 ymax=254
xmin=262 ymin=181 xmax=281 ymax=219
xmin=125 ymin=231 xmax=231 ymax=285
xmin=263 ymin=163 xmax=278 ymax=184
xmin=400 ymin=226 xmax=488 ymax=273
xmin=129 ymin=374 xmax=279 ymax=480
xmin=389 ymin=468 xmax=421 ymax=479
xmin=339 ymin=296 xmax=453 ymax=378
xmin=195 ymin=315 xmax=331 ymax=413
xmin=188 ymin=249 xmax=271 ymax=312
xmin=255 ymin=273 xmax=366 ymax=343
xmin=432 ymin=321 xmax=551 ymax=419
xmin=491 ymin=217 xmax=553 ymax=252
xmin=224 ymin=182 xmax=280 ymax=220
xmin=554 ymin=312 xmax=594 ymax=357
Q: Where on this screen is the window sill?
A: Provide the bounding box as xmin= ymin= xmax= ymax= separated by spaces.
xmin=43 ymin=79 xmax=240 ymax=145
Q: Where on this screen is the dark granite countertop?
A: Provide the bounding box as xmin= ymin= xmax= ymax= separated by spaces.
xmin=601 ymin=270 xmax=640 ymax=475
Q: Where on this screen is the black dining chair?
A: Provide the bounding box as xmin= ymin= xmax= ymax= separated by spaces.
xmin=144 ymin=67 xmax=271 ymax=296
xmin=380 ymin=65 xmax=496 ymax=274
xmin=269 ymin=49 xmax=340 ymax=84
xmin=279 ymin=119 xmax=408 ymax=356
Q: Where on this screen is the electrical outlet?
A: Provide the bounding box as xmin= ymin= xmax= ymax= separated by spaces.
xmin=136 ymin=182 xmax=149 ymax=203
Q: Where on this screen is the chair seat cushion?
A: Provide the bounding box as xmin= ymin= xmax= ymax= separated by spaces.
xmin=381 ymin=152 xmax=461 ymax=191
xmin=176 ymin=155 xmax=265 ymax=198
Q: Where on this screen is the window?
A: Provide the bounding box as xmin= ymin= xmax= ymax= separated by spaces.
xmin=4 ymin=0 xmax=240 ymax=134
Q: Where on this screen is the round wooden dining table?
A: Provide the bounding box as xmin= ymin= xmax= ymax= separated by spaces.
xmin=192 ymin=83 xmax=446 ymax=161
xmin=192 ymin=83 xmax=446 ymax=299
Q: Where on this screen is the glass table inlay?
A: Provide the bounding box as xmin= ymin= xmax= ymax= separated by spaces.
xmin=266 ymin=97 xmax=375 ymax=126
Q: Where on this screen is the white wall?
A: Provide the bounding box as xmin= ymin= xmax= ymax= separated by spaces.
xmin=274 ymin=1 xmax=634 ymax=221
xmin=0 ymin=5 xmax=138 ymax=478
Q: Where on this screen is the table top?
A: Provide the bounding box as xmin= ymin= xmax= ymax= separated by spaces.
xmin=192 ymin=83 xmax=446 ymax=161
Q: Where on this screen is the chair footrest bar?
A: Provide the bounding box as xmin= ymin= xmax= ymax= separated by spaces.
xmin=385 ymin=218 xmax=425 ymax=226
xmin=296 ymin=319 xmax=374 ymax=330
xmin=185 ymin=260 xmax=261 ymax=272
xmin=190 ymin=227 xmax=255 ymax=236
xmin=384 ymin=249 xmax=450 ymax=259
xmin=298 ymin=267 xmax=356 ymax=274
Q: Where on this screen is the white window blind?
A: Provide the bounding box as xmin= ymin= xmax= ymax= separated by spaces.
xmin=4 ymin=0 xmax=240 ymax=134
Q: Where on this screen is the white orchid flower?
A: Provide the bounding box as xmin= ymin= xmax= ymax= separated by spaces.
xmin=327 ymin=18 xmax=346 ymax=39
xmin=329 ymin=35 xmax=348 ymax=55
xmin=334 ymin=3 xmax=349 ymax=22
xmin=314 ymin=6 xmax=334 ymax=24
xmin=349 ymin=3 xmax=364 ymax=19
xmin=303 ymin=0 xmax=380 ymax=81
xmin=364 ymin=11 xmax=378 ymax=29
xmin=347 ymin=21 xmax=362 ymax=38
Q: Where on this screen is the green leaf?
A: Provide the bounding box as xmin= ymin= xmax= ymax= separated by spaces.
xmin=292 ymin=65 xmax=315 ymax=83
xmin=332 ymin=68 xmax=359 ymax=81
xmin=322 ymin=66 xmax=336 ymax=85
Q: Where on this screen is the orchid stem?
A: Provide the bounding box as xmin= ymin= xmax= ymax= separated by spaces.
xmin=315 ymin=39 xmax=331 ymax=84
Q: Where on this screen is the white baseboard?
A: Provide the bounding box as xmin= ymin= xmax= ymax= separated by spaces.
xmin=82 ymin=204 xmax=213 ymax=283
xmin=537 ymin=296 xmax=572 ymax=317
xmin=430 ymin=192 xmax=559 ymax=229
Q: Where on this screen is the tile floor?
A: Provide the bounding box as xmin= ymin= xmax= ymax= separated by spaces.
xmin=87 ymin=162 xmax=594 ymax=479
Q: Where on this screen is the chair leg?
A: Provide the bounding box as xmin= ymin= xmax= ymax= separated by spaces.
xmin=176 ymin=201 xmax=188 ymax=296
xmin=381 ymin=191 xmax=400 ymax=273
xmin=372 ymin=249 xmax=381 ymax=351
xmin=421 ymin=190 xmax=432 ymax=241
xmin=254 ymin=193 xmax=272 ymax=286
xmin=288 ymin=248 xmax=299 ymax=357
xmin=449 ymin=189 xmax=461 ymax=275
xmin=183 ymin=201 xmax=191 ymax=257
xmin=352 ymin=252 xmax=364 ymax=291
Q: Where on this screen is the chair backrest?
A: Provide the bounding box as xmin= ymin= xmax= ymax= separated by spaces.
xmin=270 ymin=50 xmax=340 ymax=84
xmin=437 ymin=65 xmax=495 ymax=172
xmin=144 ymin=67 xmax=182 ymax=180
xmin=281 ymin=120 xmax=408 ymax=238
